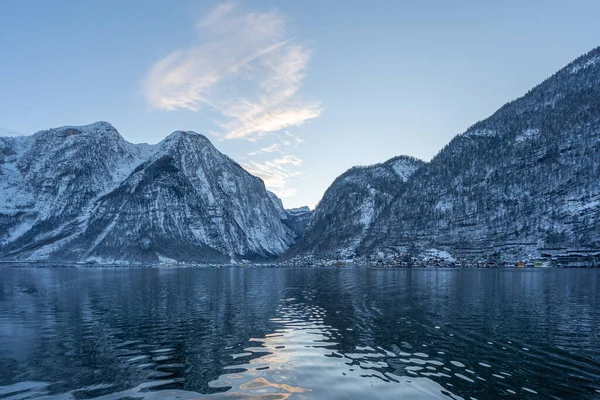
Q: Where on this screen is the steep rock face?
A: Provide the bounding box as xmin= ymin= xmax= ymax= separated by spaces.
xmin=287 ymin=156 xmax=424 ymax=257
xmin=267 ymin=191 xmax=290 ymax=222
xmin=0 ymin=136 xmax=32 ymax=246
xmin=267 ymin=191 xmax=312 ymax=239
xmin=64 ymin=154 xmax=228 ymax=263
xmin=69 ymin=131 xmax=295 ymax=263
xmin=361 ymin=47 xmax=600 ymax=256
xmin=0 ymin=125 xmax=296 ymax=263
xmin=0 ymin=122 xmax=151 ymax=259
xmin=284 ymin=206 xmax=312 ymax=239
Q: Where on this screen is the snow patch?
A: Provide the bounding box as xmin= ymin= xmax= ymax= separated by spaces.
xmin=467 ymin=129 xmax=496 ymax=137
xmin=425 ymin=249 xmax=456 ymax=262
xmin=570 ymin=55 xmax=600 ymax=74
xmin=287 ymin=206 xmax=311 ymax=214
xmin=516 ymin=128 xmax=540 ymax=143
xmin=434 ymin=199 xmax=453 ymax=212
xmin=562 ymin=198 xmax=600 ymax=214
xmin=388 ymin=159 xmax=421 ymax=182
xmin=4 ymin=219 xmax=35 ymax=242
xmin=158 ymin=255 xmax=178 ymax=264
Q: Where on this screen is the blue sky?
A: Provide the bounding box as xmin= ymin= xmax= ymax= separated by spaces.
xmin=1 ymin=1 xmax=599 ymax=208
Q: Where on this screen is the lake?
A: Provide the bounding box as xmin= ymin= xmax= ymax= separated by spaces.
xmin=0 ymin=267 xmax=599 ymax=399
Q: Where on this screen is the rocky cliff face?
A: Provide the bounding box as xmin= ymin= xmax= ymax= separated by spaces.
xmin=284 ymin=206 xmax=312 ymax=239
xmin=294 ymin=46 xmax=600 ymax=260
xmin=287 ymin=156 xmax=424 ymax=258
xmin=0 ymin=123 xmax=297 ymax=263
xmin=267 ymin=191 xmax=312 ymax=240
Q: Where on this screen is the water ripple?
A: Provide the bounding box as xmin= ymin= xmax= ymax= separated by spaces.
xmin=0 ymin=267 xmax=599 ymax=399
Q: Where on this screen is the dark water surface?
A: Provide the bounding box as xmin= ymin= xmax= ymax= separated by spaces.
xmin=0 ymin=267 xmax=599 ymax=399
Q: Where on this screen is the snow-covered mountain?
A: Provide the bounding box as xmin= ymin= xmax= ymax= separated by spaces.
xmin=3 ymin=46 xmax=599 ymax=264
xmin=0 ymin=122 xmax=297 ymax=263
xmin=286 ymin=156 xmax=424 ymax=258
xmin=284 ymin=206 xmax=312 ymax=238
xmin=292 ymin=46 xmax=600 ymax=260
xmin=267 ymin=191 xmax=312 ymax=239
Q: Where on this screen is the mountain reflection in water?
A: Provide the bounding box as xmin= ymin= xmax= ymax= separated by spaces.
xmin=0 ymin=267 xmax=599 ymax=399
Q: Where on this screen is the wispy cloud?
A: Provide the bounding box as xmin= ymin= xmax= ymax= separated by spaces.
xmin=245 ymin=129 xmax=308 ymax=195
xmin=244 ymin=154 xmax=302 ymax=198
xmin=248 ymin=143 xmax=280 ymax=156
xmin=143 ymin=2 xmax=322 ymax=141
xmin=247 ymin=130 xmax=303 ymax=157
xmin=283 ymin=130 xmax=304 ymax=145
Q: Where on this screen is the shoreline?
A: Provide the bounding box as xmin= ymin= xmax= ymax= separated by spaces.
xmin=1 ymin=261 xmax=598 ymax=269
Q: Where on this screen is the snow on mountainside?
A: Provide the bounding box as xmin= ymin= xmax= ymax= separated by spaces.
xmin=0 ymin=122 xmax=153 ymax=259
xmin=286 ymin=156 xmax=424 ymax=258
xmin=0 ymin=123 xmax=299 ymax=263
xmin=283 ymin=206 xmax=312 ymax=239
xmin=4 ymin=46 xmax=599 ymax=264
xmin=386 ymin=156 xmax=423 ymax=182
xmin=295 ymin=46 xmax=600 ymax=261
xmin=267 ymin=191 xmax=312 ymax=239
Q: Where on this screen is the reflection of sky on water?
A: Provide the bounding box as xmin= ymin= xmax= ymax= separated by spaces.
xmin=0 ymin=296 xmax=455 ymax=400
xmin=0 ymin=267 xmax=599 ymax=399
xmin=206 ymin=298 xmax=456 ymax=400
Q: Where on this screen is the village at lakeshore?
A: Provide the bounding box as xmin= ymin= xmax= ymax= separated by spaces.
xmin=2 ymin=246 xmax=598 ymax=269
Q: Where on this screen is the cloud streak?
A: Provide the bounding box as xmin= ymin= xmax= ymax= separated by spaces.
xmin=248 ymin=143 xmax=280 ymax=156
xmin=243 ymin=155 xmax=302 ymax=198
xmin=143 ymin=2 xmax=322 ymax=141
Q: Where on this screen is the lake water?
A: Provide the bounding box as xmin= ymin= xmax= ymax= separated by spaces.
xmin=0 ymin=267 xmax=599 ymax=399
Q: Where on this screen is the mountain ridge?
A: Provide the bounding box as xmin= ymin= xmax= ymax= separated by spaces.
xmin=0 ymin=122 xmax=305 ymax=263
xmin=286 ymin=155 xmax=425 ymax=258
xmin=2 ymin=46 xmax=600 ymax=264
xmin=291 ymin=45 xmax=600 ymax=261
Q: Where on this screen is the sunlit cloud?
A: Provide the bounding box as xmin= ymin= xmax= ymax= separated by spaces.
xmin=271 ymin=155 xmax=302 ymax=166
xmin=244 ymin=154 xmax=302 ymax=198
xmin=143 ymin=1 xmax=322 ymax=141
xmin=247 ymin=131 xmax=304 ymax=158
xmin=248 ymin=143 xmax=280 ymax=156
xmin=284 ymin=130 xmax=304 ymax=145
